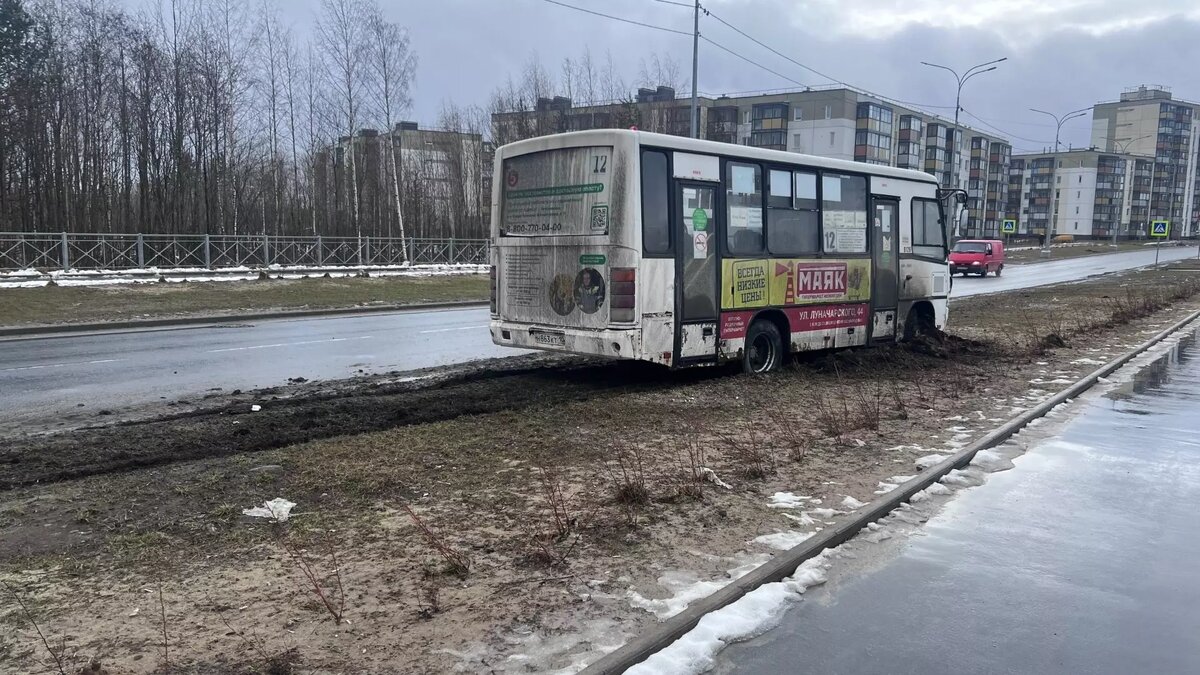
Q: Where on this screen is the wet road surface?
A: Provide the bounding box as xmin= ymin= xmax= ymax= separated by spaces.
xmin=952 ymin=244 xmax=1198 ymax=297
xmin=717 ymin=329 xmax=1200 ymax=674
xmin=0 ymin=306 xmax=515 ymax=427
xmin=2 ymin=246 xmax=1196 ymax=425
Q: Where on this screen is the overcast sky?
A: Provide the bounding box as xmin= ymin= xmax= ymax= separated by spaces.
xmin=187 ymin=0 xmax=1200 ymax=152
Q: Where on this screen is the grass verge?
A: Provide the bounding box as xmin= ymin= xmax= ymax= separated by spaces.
xmin=0 ymin=274 xmax=488 ymax=327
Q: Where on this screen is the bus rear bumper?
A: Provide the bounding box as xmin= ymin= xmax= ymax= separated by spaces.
xmin=490 ymin=320 xmax=640 ymax=360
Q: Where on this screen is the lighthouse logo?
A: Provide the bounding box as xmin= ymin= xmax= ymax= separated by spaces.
xmin=775 ymin=262 xmax=847 ymax=303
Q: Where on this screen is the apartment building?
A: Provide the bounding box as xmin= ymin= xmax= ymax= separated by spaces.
xmin=491 ymin=85 xmax=1013 ymax=238
xmin=1005 ymin=149 xmax=1148 ymax=239
xmin=1091 ymin=85 xmax=1200 ymax=238
xmin=322 ymin=122 xmax=492 ymax=239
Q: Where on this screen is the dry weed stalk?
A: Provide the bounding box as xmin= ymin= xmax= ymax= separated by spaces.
xmin=281 ymin=538 xmax=348 ymax=623
xmin=1 ymin=579 xmax=67 ymax=675
xmin=537 ymin=466 xmax=575 ymax=538
xmin=402 ymin=503 xmax=471 ymax=577
xmin=715 ymin=423 xmax=774 ymax=479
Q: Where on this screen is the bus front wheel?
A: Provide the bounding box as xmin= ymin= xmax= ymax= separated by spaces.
xmin=743 ymin=321 xmax=783 ymax=374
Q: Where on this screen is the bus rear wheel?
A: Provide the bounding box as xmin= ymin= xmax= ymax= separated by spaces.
xmin=743 ymin=321 xmax=783 ymax=374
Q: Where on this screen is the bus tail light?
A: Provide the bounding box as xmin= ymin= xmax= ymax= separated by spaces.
xmin=489 ymin=265 xmax=497 ymax=314
xmin=611 ymin=267 xmax=635 ymax=323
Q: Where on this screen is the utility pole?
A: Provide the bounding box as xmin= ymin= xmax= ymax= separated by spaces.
xmin=921 ymin=57 xmax=1006 ymax=239
xmin=1029 ymin=106 xmax=1090 ymax=249
xmin=690 ymin=0 xmax=700 ymax=139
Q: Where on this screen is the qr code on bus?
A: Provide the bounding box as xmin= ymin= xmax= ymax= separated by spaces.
xmin=590 ymin=205 xmax=609 ymax=232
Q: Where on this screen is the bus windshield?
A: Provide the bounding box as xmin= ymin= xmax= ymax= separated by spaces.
xmin=953 ymin=242 xmax=989 ymax=253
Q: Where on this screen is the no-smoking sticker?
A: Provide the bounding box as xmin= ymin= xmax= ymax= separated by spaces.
xmin=693 ymin=231 xmax=709 ymax=259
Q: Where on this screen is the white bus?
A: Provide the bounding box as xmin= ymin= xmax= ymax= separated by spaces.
xmin=488 ymin=129 xmax=954 ymax=373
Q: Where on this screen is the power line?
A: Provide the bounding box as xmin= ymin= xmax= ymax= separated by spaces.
xmin=702 ymin=7 xmax=840 ymax=85
xmin=699 ymin=7 xmax=967 ymax=120
xmin=651 ymin=0 xmax=694 ymax=7
xmin=959 ymin=108 xmax=1054 ymax=145
xmin=701 ymin=36 xmax=809 ymax=89
xmin=539 ymin=0 xmax=692 ymax=36
xmin=541 ymin=0 xmax=808 ymax=91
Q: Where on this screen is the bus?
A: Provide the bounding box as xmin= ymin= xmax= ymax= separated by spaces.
xmin=488 ymin=129 xmax=956 ymax=373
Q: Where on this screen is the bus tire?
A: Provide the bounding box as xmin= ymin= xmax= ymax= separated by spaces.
xmin=903 ymin=303 xmax=936 ymax=342
xmin=743 ymin=320 xmax=783 ymax=374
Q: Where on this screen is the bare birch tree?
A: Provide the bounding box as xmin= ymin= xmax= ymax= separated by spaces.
xmin=316 ymin=0 xmax=366 ymax=237
xmin=364 ymin=3 xmax=416 ymax=252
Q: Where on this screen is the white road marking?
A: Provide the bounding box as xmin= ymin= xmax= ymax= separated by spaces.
xmin=206 ymin=336 xmax=374 ymax=353
xmin=418 ymin=325 xmax=489 ymax=334
xmin=0 ymin=358 xmax=124 ymax=373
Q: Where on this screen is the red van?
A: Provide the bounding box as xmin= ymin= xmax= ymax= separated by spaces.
xmin=949 ymin=239 xmax=1005 ymax=277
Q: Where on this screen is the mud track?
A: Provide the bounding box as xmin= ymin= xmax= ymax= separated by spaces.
xmin=0 ymin=353 xmax=730 ymax=490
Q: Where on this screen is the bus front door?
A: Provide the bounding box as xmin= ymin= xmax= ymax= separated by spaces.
xmin=870 ymin=197 xmax=900 ymax=340
xmin=675 ymin=182 xmax=719 ymax=363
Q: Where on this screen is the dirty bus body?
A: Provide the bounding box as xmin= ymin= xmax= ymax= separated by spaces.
xmin=489 ymin=130 xmax=951 ymax=373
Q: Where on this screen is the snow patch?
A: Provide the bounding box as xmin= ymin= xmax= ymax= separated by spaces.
xmin=766 ymin=492 xmax=810 ymax=509
xmin=840 ymin=495 xmax=866 ymax=510
xmin=909 ymin=483 xmax=953 ymax=503
xmin=625 ymin=555 xmax=829 ymax=675
xmin=970 ymin=449 xmax=1015 ymax=473
xmin=914 ymin=454 xmax=948 ymax=470
xmin=752 ymin=531 xmax=814 ymax=551
xmin=626 ymin=554 xmax=770 ymax=620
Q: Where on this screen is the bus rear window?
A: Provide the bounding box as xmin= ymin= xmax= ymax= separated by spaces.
xmin=501 ymin=146 xmax=614 ymax=236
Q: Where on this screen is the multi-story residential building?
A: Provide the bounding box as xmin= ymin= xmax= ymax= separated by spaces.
xmin=491 ymin=85 xmax=1013 ymax=238
xmin=325 ymin=122 xmax=491 ymax=239
xmin=1091 ymin=85 xmax=1200 ymax=238
xmin=1005 ymin=149 xmax=1149 ymax=239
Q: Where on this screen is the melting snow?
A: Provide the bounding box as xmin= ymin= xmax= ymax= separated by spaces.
xmin=752 ymin=531 xmax=815 ymax=551
xmin=766 ymin=492 xmax=811 ymax=509
xmin=914 ymin=454 xmax=948 ymax=470
xmin=627 ymin=555 xmax=770 ymax=620
xmin=840 ymin=496 xmax=866 ymax=510
xmin=625 ymin=555 xmax=829 ymax=675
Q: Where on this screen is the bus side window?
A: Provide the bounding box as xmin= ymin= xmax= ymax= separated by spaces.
xmin=641 ymin=150 xmax=671 ymax=255
xmin=821 ymin=173 xmax=867 ymax=254
xmin=912 ymin=198 xmax=944 ymax=258
xmin=727 ymin=162 xmax=764 ymax=255
xmin=768 ymin=170 xmax=819 ymax=255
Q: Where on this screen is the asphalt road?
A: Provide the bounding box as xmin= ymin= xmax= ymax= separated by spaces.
xmin=0 ymin=306 xmax=514 ymax=429
xmin=952 ymin=244 xmax=1198 ymax=297
xmin=717 ymin=329 xmax=1200 ymax=674
xmin=2 ymin=246 xmax=1196 ymax=427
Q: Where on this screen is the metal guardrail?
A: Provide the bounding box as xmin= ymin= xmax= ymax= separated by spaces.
xmin=0 ymin=233 xmax=490 ymax=271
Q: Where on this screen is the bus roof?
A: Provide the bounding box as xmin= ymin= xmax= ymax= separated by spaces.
xmin=497 ymin=129 xmax=940 ymax=186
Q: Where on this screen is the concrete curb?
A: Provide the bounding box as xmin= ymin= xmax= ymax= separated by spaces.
xmin=581 ymin=307 xmax=1200 ymax=675
xmin=0 ymin=300 xmax=490 ymax=339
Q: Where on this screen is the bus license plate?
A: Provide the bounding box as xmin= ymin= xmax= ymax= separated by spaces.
xmin=532 ymin=331 xmax=566 ymax=347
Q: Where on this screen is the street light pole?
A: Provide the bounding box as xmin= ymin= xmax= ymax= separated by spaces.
xmin=1029 ymin=106 xmax=1090 ymax=248
xmin=690 ymin=0 xmax=700 ymax=139
xmin=1109 ymin=134 xmax=1153 ymax=246
xmin=921 ymin=57 xmax=1006 ymax=239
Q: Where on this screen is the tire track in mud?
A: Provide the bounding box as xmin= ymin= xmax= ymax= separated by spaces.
xmin=0 ymin=353 xmax=725 ymax=490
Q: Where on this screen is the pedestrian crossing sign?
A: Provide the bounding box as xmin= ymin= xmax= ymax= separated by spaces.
xmin=1001 ymin=219 xmax=1017 ymax=234
xmin=1150 ymin=220 xmax=1170 ymax=238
